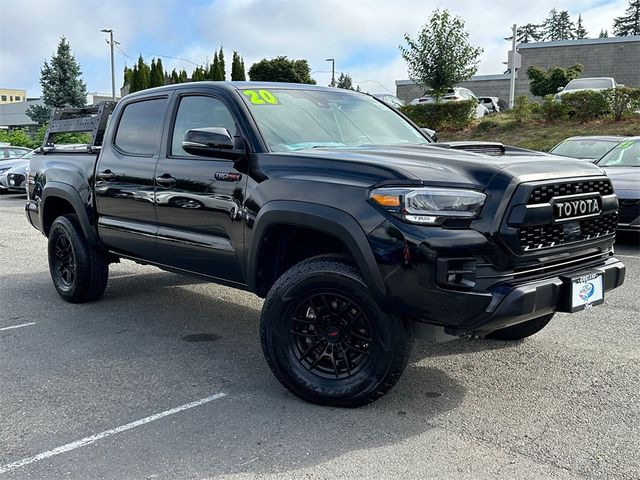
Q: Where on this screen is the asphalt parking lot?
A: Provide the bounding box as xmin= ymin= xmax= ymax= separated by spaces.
xmin=1 ymin=193 xmax=639 ymax=480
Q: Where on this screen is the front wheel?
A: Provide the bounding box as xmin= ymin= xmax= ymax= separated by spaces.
xmin=48 ymin=215 xmax=109 ymax=303
xmin=485 ymin=314 xmax=554 ymax=341
xmin=260 ymin=256 xmax=413 ymax=407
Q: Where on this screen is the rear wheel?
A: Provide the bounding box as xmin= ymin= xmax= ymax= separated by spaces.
xmin=485 ymin=314 xmax=554 ymax=341
xmin=260 ymin=256 xmax=413 ymax=407
xmin=48 ymin=215 xmax=109 ymax=303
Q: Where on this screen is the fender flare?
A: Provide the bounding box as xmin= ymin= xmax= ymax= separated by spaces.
xmin=41 ymin=182 xmax=102 ymax=248
xmin=247 ymin=201 xmax=386 ymax=299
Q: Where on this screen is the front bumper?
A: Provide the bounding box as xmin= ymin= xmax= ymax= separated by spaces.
xmin=457 ymin=256 xmax=625 ymax=336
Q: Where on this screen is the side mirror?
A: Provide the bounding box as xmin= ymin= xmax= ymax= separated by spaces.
xmin=557 ymin=86 xmax=564 ymax=92
xmin=422 ymin=128 xmax=438 ymax=143
xmin=182 ymin=127 xmax=245 ymax=160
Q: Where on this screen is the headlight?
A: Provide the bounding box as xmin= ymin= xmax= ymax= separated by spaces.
xmin=370 ymin=187 xmax=486 ymax=224
xmin=0 ymin=167 xmax=10 ymax=174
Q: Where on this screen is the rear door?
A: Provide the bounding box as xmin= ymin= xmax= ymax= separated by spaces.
xmin=95 ymin=95 xmax=170 ymax=260
xmin=154 ymin=91 xmax=247 ymax=284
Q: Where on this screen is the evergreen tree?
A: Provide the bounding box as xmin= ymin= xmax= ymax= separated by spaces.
xmin=231 ymin=51 xmax=246 ymax=81
xmin=599 ymin=29 xmax=609 ymax=38
xmin=543 ymin=9 xmax=575 ymax=41
xmin=336 ymin=73 xmax=355 ymax=90
xmin=505 ymin=23 xmax=543 ymax=43
xmin=155 ymin=58 xmax=166 ymax=86
xmin=179 ymin=69 xmax=188 ymax=83
xmin=27 ymin=36 xmax=86 ymax=123
xmin=170 ymin=69 xmax=180 ymax=84
xmin=149 ymin=59 xmax=166 ymax=87
xmin=209 ymin=50 xmax=220 ymax=80
xmin=136 ymin=55 xmax=150 ymax=91
xmin=192 ymin=66 xmax=206 ymax=81
xmin=613 ymin=0 xmax=640 ymax=36
xmin=217 ymin=47 xmax=226 ymax=80
xmin=575 ymin=15 xmax=588 ymax=39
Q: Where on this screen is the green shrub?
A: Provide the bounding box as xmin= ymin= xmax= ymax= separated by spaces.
xmin=400 ymin=100 xmax=476 ymax=131
xmin=540 ymin=95 xmax=567 ymax=123
xmin=513 ymin=95 xmax=532 ymax=122
xmin=560 ymin=90 xmax=609 ymax=123
xmin=0 ymin=128 xmax=36 ymax=148
xmin=604 ymin=87 xmax=640 ymax=121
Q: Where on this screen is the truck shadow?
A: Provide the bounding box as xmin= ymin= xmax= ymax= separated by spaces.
xmin=1 ymin=268 xmax=471 ymax=477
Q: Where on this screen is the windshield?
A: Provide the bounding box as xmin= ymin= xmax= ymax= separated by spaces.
xmin=597 ymin=139 xmax=640 ymax=167
xmin=240 ymin=88 xmax=428 ymax=152
xmin=565 ymin=78 xmax=614 ymax=90
xmin=550 ymin=138 xmax=619 ymax=159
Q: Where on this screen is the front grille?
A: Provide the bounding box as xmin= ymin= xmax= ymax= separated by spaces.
xmin=528 ymin=180 xmax=614 ymax=205
xmin=518 ymin=212 xmax=618 ymax=250
xmin=618 ymin=199 xmax=640 ymax=224
xmin=8 ymin=173 xmax=25 ymax=186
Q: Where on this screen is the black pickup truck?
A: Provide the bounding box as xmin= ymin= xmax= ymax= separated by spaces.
xmin=26 ymin=82 xmax=625 ymax=407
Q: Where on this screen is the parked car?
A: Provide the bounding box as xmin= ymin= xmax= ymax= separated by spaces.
xmin=0 ymin=151 xmax=32 ymax=194
xmin=27 ymin=84 xmax=625 ymax=407
xmin=0 ymin=146 xmax=32 ymax=161
xmin=410 ymin=87 xmax=490 ymax=118
xmin=554 ymin=77 xmax=620 ymax=101
xmin=595 ymin=137 xmax=640 ymax=232
xmin=549 ymin=136 xmax=627 ymax=161
xmin=478 ymin=96 xmax=508 ymax=113
xmin=371 ymin=93 xmax=404 ymax=109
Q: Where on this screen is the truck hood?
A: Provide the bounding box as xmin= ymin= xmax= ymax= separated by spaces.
xmin=281 ymin=144 xmax=607 ymax=190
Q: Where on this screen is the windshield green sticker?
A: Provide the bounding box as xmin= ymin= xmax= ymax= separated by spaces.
xmin=243 ymin=89 xmax=278 ymax=105
xmin=617 ymin=140 xmax=634 ymax=149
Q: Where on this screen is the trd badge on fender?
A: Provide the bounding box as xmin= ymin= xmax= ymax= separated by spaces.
xmin=215 ymin=172 xmax=242 ymax=182
xmin=554 ymin=196 xmax=601 ymax=221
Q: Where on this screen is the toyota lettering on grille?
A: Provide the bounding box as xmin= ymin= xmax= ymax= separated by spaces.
xmin=553 ymin=196 xmax=601 ymax=222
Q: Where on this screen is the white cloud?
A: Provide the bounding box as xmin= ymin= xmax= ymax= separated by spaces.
xmin=0 ymin=0 xmax=626 ymax=98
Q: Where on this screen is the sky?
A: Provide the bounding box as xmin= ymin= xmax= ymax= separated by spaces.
xmin=0 ymin=0 xmax=628 ymax=98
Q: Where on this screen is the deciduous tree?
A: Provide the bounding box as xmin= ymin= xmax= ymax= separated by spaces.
xmin=400 ymin=9 xmax=482 ymax=100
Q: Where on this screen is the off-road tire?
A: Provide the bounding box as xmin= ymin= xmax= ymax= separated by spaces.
xmin=260 ymin=255 xmax=413 ymax=407
xmin=485 ymin=314 xmax=554 ymax=341
xmin=48 ymin=214 xmax=109 ymax=303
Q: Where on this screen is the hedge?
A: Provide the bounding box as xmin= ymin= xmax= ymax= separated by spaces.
xmin=400 ymin=100 xmax=476 ymax=131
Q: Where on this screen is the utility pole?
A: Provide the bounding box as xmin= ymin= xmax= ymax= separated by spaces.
xmin=509 ymin=24 xmax=517 ymax=109
xmin=326 ymin=58 xmax=335 ymax=87
xmin=101 ymin=29 xmax=116 ymax=101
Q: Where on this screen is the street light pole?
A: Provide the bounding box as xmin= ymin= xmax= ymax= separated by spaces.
xmin=101 ymin=29 xmax=116 ymax=101
xmin=325 ymin=58 xmax=335 ymax=87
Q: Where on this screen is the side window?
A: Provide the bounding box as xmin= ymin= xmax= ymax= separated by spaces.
xmin=171 ymin=96 xmax=236 ymax=157
xmin=115 ymin=98 xmax=167 ymax=155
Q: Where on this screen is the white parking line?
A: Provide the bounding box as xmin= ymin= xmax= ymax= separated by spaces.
xmin=0 ymin=392 xmax=227 ymax=474
xmin=0 ymin=322 xmax=36 ymax=331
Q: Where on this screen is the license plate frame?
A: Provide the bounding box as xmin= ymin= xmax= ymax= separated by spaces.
xmin=569 ymin=272 xmax=604 ymax=312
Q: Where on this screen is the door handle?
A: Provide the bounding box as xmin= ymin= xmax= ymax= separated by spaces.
xmin=156 ymin=174 xmax=177 ymax=187
xmin=97 ymin=170 xmax=116 ymax=181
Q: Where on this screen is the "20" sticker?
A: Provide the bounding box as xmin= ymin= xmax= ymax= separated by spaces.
xmin=243 ymin=89 xmax=278 ymax=105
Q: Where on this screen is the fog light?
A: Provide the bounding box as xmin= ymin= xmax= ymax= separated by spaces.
xmin=436 ymin=258 xmax=477 ymax=290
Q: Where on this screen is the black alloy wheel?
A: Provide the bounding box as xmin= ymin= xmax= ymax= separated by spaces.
xmin=47 ymin=215 xmax=109 ymax=303
xmin=52 ymin=234 xmax=76 ymax=289
xmin=260 ymin=255 xmax=413 ymax=407
xmin=289 ymin=292 xmax=373 ymax=379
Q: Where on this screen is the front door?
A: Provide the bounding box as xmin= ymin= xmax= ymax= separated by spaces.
xmin=154 ymin=94 xmax=247 ymax=284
